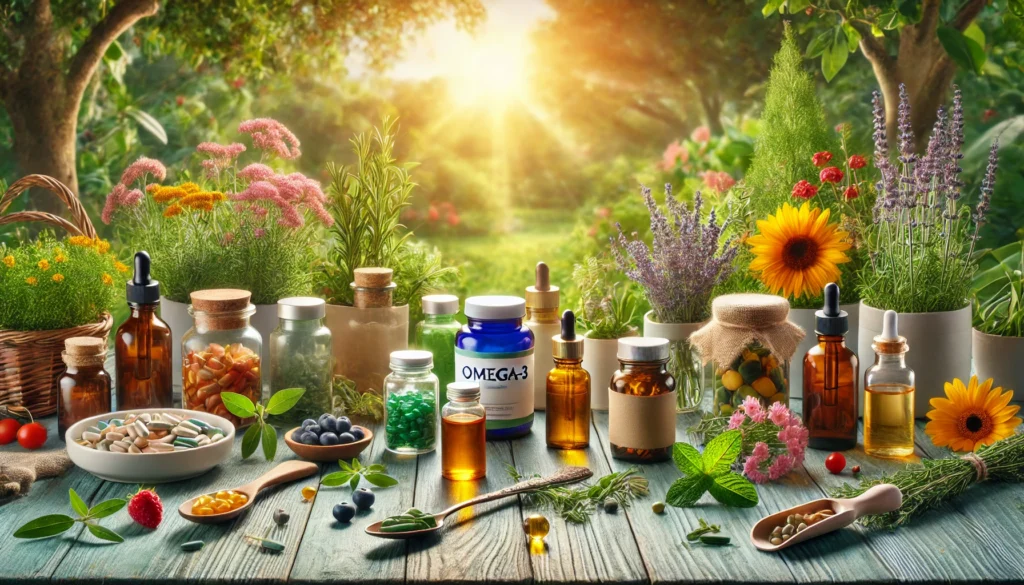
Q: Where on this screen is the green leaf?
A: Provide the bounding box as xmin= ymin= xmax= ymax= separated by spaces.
xmin=349 ymin=474 xmax=360 ymax=491
xmin=363 ymin=473 xmax=399 ymax=488
xmin=806 ymin=30 xmax=831 ymax=58
xmin=842 ymin=22 xmax=861 ymax=52
xmin=877 ymin=8 xmax=903 ymax=30
xmin=69 ymin=489 xmax=88 ymax=517
xmin=672 ymin=443 xmax=704 ymax=477
xmin=124 ymin=107 xmax=168 ymax=145
xmin=762 ymin=0 xmax=784 ymax=17
xmin=261 ymin=423 xmax=277 ymax=461
xmin=708 ymin=473 xmax=759 ymax=508
xmin=321 ymin=471 xmax=354 ymax=487
xmin=964 ymin=22 xmax=986 ymax=49
xmin=86 ymin=523 xmax=124 ymax=543
xmin=13 ymin=515 xmax=76 ymax=539
xmin=937 ymin=25 xmax=985 ymax=74
xmin=104 ymin=40 xmax=125 ymax=61
xmin=338 ymin=459 xmax=353 ymax=472
xmin=822 ymin=27 xmax=849 ymax=82
xmin=898 ymin=0 xmax=921 ymax=21
xmin=241 ymin=422 xmax=262 ymax=459
xmin=786 ymin=0 xmax=811 ymax=13
xmin=266 ymin=388 xmax=306 ymax=415
xmin=88 ymin=498 xmax=127 ymax=519
xmin=701 ymin=430 xmax=743 ymax=476
xmin=666 ymin=475 xmax=712 ymax=508
xmin=221 ymin=392 xmax=257 ymax=419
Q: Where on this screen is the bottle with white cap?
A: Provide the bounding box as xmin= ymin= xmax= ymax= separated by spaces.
xmin=269 ymin=297 xmax=333 ymax=427
xmin=864 ymin=310 xmax=915 ymax=458
xmin=384 ymin=350 xmax=439 ymax=454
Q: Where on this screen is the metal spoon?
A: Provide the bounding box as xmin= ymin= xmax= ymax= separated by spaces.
xmin=178 ymin=460 xmax=319 ymax=524
xmin=364 ymin=466 xmax=593 ymax=539
xmin=750 ymin=483 xmax=902 ymax=552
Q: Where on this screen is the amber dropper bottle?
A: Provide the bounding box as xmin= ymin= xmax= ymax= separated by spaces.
xmin=546 ymin=310 xmax=590 ymax=449
xmin=115 ymin=251 xmax=174 ymax=409
xmin=802 ymin=283 xmax=858 ymax=450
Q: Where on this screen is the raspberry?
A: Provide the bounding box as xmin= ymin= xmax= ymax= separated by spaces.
xmin=127 ymin=487 xmax=163 ymax=529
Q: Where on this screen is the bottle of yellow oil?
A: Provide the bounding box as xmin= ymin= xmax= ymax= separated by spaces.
xmin=863 ymin=310 xmax=915 ymax=458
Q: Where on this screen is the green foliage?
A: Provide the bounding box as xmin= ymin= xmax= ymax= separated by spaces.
xmin=13 ymin=489 xmax=126 ymax=543
xmin=666 ymin=431 xmax=758 ymax=509
xmin=322 ymin=458 xmax=399 ymax=490
xmin=572 ymin=256 xmax=639 ymax=339
xmin=222 ymin=388 xmax=305 ymax=461
xmin=0 ymin=233 xmax=123 ymax=331
xmin=507 ymin=465 xmax=649 ymax=524
xmin=332 ymin=375 xmax=385 ymax=422
xmin=973 ymin=241 xmax=1024 ymax=337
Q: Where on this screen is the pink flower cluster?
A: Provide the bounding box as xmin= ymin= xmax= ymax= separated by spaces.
xmin=197 ymin=142 xmax=246 ymax=178
xmin=102 ymin=156 xmax=166 ymax=224
xmin=700 ymin=170 xmax=736 ymax=194
xmin=660 ymin=140 xmax=689 ymax=171
xmin=238 ymin=118 xmax=301 ymax=160
xmin=728 ymin=397 xmax=808 ymax=484
xmin=232 ymin=171 xmax=332 ymax=229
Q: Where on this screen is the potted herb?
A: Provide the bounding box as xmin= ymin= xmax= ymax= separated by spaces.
xmin=572 ymin=256 xmax=640 ymax=411
xmin=104 ymin=119 xmax=332 ymax=381
xmin=612 ymin=186 xmax=737 ymax=412
xmin=858 ymin=86 xmax=999 ymax=415
xmin=971 ymin=241 xmax=1023 ymax=404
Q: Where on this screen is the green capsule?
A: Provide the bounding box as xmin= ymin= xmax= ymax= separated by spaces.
xmin=699 ymin=535 xmax=731 ymax=546
xmin=180 ymin=540 xmax=205 ymax=552
xmin=381 ymin=523 xmax=428 ymax=533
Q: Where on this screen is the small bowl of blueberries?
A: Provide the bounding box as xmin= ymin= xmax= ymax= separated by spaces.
xmin=283 ymin=413 xmax=373 ymax=462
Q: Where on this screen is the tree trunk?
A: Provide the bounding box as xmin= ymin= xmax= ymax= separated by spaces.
xmin=6 ymin=89 xmax=78 ymax=210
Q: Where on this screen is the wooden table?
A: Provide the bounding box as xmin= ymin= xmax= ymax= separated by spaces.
xmin=2 ymin=402 xmax=1023 ymax=584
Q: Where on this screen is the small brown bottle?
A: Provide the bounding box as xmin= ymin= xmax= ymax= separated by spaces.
xmin=609 ymin=337 xmax=676 ymax=462
xmin=115 ymin=251 xmax=173 ymax=410
xmin=546 ymin=310 xmax=590 ymax=449
xmin=58 ymin=337 xmax=112 ymax=439
xmin=803 ymin=283 xmax=858 ymax=450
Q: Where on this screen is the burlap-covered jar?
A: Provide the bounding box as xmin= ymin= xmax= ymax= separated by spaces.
xmin=689 ymin=294 xmax=805 ymax=416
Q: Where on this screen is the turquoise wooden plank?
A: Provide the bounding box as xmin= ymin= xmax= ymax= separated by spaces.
xmin=508 ymin=412 xmax=648 ymax=585
xmin=49 ymin=426 xmax=316 ymax=584
xmin=289 ymin=420 xmax=417 ymax=585
xmin=405 ymin=439 xmax=532 ymax=584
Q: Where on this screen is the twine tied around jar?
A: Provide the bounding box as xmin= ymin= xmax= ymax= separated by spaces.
xmin=688 ymin=294 xmax=805 ymax=366
xmin=189 ymin=289 xmax=254 ymax=331
xmin=62 ymin=336 xmax=107 ymax=368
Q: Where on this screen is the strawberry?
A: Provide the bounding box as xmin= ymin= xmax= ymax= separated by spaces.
xmin=127 ymin=487 xmax=163 ymax=529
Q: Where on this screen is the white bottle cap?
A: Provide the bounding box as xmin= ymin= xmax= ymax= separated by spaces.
xmin=880 ymin=310 xmax=899 ymax=341
xmin=464 ymin=296 xmax=526 ymax=320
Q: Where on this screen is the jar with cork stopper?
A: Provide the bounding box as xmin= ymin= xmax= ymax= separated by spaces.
xmin=525 ymin=262 xmax=559 ymax=410
xmin=181 ymin=289 xmax=262 ymax=427
xmin=58 ymin=336 xmax=112 ymax=439
xmin=115 ymin=251 xmax=173 ymax=410
xmin=546 ymin=310 xmax=590 ymax=449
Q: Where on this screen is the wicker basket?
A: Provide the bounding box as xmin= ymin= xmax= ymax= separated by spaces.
xmin=0 ymin=175 xmax=113 ymax=417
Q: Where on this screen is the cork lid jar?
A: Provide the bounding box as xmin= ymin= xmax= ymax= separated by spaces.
xmin=188 ymin=289 xmax=256 ymax=331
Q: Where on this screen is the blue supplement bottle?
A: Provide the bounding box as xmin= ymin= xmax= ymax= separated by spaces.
xmin=456 ymin=296 xmax=535 ymax=439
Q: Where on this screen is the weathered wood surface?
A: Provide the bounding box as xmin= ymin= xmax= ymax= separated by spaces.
xmin=2 ymin=404 xmax=1024 ymax=583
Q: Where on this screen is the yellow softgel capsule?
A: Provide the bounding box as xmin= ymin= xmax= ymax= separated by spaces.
xmin=215 ymin=490 xmax=231 ymax=500
xmin=522 ymin=514 xmax=550 ymax=540
xmin=212 ymin=501 xmax=231 ymax=513
xmin=301 ymin=486 xmax=317 ymax=501
xmin=194 ymin=506 xmax=214 ymax=516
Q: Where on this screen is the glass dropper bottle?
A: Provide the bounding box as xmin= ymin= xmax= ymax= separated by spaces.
xmin=546 ymin=310 xmax=590 ymax=449
xmin=115 ymin=251 xmax=173 ymax=409
xmin=802 ymin=283 xmax=858 ymax=450
xmin=864 ymin=310 xmax=915 ymax=458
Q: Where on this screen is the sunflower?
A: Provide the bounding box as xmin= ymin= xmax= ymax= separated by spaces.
xmin=926 ymin=376 xmax=1020 ymax=452
xmin=747 ymin=202 xmax=851 ymax=299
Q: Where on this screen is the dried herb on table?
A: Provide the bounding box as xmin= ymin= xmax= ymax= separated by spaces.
xmin=13 ymin=489 xmax=126 ymax=543
xmin=830 ymin=433 xmax=1024 ymax=529
xmin=506 ymin=466 xmax=649 ymax=524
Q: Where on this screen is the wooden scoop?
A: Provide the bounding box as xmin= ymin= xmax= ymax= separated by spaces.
xmin=750 ymin=483 xmax=902 ymax=552
xmin=364 ymin=466 xmax=593 ymax=539
xmin=178 ymin=460 xmax=319 ymax=524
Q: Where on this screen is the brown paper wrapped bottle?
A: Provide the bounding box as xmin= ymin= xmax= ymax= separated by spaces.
xmin=608 ymin=337 xmax=676 ymax=462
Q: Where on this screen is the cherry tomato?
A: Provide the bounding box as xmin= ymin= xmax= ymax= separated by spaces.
xmin=825 ymin=452 xmax=846 ymax=474
xmin=16 ymin=422 xmax=47 ymax=450
xmin=0 ymin=418 xmax=20 ymax=444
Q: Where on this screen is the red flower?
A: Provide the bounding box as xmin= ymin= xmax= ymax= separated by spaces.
xmin=231 ymin=77 xmax=245 ymax=89
xmin=791 ymin=180 xmax=819 ymax=200
xmin=819 ymin=166 xmax=844 ymax=184
xmin=812 ymin=151 xmax=833 ymax=167
xmin=176 ymin=95 xmax=185 ymax=107
xmin=982 ymin=109 xmax=998 ymax=123
xmin=446 ymin=212 xmax=460 ymax=227
xmin=843 ymin=185 xmax=860 ymax=200
xmin=848 ymin=155 xmax=867 ymax=170
xmin=427 ymin=205 xmax=439 ymax=222
xmin=596 ymin=207 xmax=611 ymax=219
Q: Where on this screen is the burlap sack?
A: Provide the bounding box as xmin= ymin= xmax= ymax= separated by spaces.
xmin=0 ymin=450 xmax=74 ymax=504
xmin=689 ymin=294 xmax=805 ymax=366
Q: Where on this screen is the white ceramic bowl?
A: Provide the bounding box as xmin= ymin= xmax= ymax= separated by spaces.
xmin=65 ymin=408 xmax=235 ymax=484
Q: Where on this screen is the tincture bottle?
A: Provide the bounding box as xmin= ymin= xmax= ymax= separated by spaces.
xmin=456 ymin=296 xmax=535 ymax=439
xmin=803 ymin=283 xmax=858 ymax=451
xmin=525 ymin=262 xmax=559 ymax=411
xmin=864 ymin=310 xmax=915 ymax=458
xmin=58 ymin=337 xmax=112 ymax=439
xmin=115 ymin=251 xmax=173 ymax=410
xmin=546 ymin=310 xmax=590 ymax=449
xmin=384 ymin=350 xmax=439 ymax=455
xmin=441 ymin=382 xmax=486 ymax=480
xmin=415 ymin=294 xmax=462 ymax=400
xmin=608 ymin=337 xmax=676 ymax=462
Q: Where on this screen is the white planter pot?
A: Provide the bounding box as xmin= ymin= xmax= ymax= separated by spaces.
xmin=643 ymin=311 xmax=706 ymax=412
xmin=325 ymin=303 xmax=409 ymax=395
xmin=973 ymin=328 xmax=1024 ymax=405
xmin=788 ymin=303 xmax=859 ymax=400
xmin=583 ymin=336 xmax=629 ymax=411
xmin=857 ymin=302 xmax=972 ymax=417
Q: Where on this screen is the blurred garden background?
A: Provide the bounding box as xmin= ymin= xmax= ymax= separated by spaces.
xmin=0 ymin=0 xmax=1021 ymax=323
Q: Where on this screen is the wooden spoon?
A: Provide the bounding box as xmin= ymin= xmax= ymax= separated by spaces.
xmin=750 ymin=483 xmax=902 ymax=552
xmin=364 ymin=466 xmax=593 ymax=539
xmin=178 ymin=460 xmax=319 ymax=524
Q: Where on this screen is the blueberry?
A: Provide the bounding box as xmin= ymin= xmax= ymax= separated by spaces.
xmin=350 ymin=427 xmax=365 ymax=441
xmin=318 ymin=414 xmax=336 ymax=433
xmin=337 ymin=432 xmax=355 ymax=444
xmin=319 ymin=432 xmax=340 ymax=446
xmin=335 ymin=416 xmax=352 ymax=434
xmin=299 ymin=431 xmax=319 ymax=445
xmin=352 ymin=487 xmax=375 ymax=510
xmin=332 ymin=502 xmax=357 ymax=523
xmin=304 ymin=424 xmax=321 ymax=436
xmin=301 ymin=419 xmax=318 ymax=429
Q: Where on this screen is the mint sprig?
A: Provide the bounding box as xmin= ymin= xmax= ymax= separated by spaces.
xmin=666 ymin=430 xmax=758 ymax=508
xmin=13 ymin=489 xmax=126 ymax=543
xmin=322 ymin=458 xmax=398 ymax=490
xmin=222 ymin=388 xmax=305 ymax=461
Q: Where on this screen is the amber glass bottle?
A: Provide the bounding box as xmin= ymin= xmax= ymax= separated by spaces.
xmin=58 ymin=337 xmax=112 ymax=439
xmin=803 ymin=283 xmax=858 ymax=450
xmin=116 ymin=252 xmax=173 ymax=410
xmin=546 ymin=310 xmax=590 ymax=449
xmin=609 ymin=337 xmax=676 ymax=462
xmin=441 ymin=382 xmax=487 ymax=480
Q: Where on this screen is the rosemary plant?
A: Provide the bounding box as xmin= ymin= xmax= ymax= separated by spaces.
xmin=572 ymin=256 xmax=639 ymax=339
xmin=507 ymin=465 xmax=649 ymax=524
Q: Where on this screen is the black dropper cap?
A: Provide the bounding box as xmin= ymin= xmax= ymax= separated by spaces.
xmin=552 ymin=310 xmax=583 ymax=359
xmin=561 ymin=309 xmax=577 ymax=341
xmin=126 ymin=251 xmax=161 ymax=305
xmin=814 ymin=282 xmax=848 ymax=336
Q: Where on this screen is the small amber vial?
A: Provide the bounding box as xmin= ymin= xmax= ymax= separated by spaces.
xmin=441 ymin=382 xmax=487 ymax=480
xmin=803 ymin=284 xmax=858 ymax=451
xmin=546 ymin=310 xmax=590 ymax=449
xmin=116 ymin=252 xmax=174 ymax=410
xmin=58 ymin=337 xmax=112 ymax=440
xmin=609 ymin=337 xmax=676 ymax=462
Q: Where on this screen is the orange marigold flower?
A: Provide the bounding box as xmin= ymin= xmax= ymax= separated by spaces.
xmin=54 ymin=253 xmax=67 ymax=263
xmin=181 ymin=193 xmax=215 ymax=209
xmin=102 ymin=273 xmax=114 ymax=286
xmin=179 ymin=182 xmax=201 ymax=194
xmin=146 ymin=183 xmax=161 ymax=194
xmin=163 ymin=204 xmax=184 ymax=218
xmin=191 ymin=201 xmax=214 ymax=212
xmin=204 ymin=191 xmax=227 ymax=202
xmin=68 ymin=235 xmax=93 ymax=247
xmin=95 ymin=239 xmax=111 ymax=254
xmin=2 ymin=255 xmax=14 ymax=268
xmin=114 ymin=261 xmax=130 ymax=273
xmin=37 ymin=259 xmax=50 ymax=271
xmin=153 ymin=186 xmax=187 ymax=203
xmin=25 ymin=276 xmax=37 ymax=285
xmin=52 ymin=273 xmax=64 ymax=283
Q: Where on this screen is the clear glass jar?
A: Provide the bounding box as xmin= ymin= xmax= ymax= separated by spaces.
xmin=415 ymin=295 xmax=462 ymax=402
xmin=713 ymin=341 xmax=789 ymax=416
xmin=384 ymin=350 xmax=439 ymax=454
xmin=441 ymin=382 xmax=486 ymax=480
xmin=270 ymin=297 xmax=334 ymax=427
xmin=182 ymin=289 xmax=262 ymax=427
